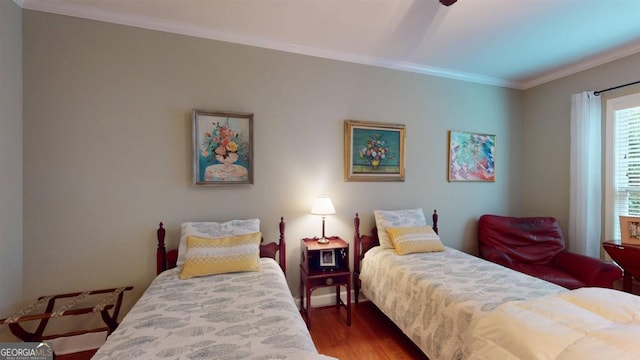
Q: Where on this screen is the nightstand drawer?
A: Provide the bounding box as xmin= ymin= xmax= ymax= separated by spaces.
xmin=308 ymin=273 xmax=349 ymax=288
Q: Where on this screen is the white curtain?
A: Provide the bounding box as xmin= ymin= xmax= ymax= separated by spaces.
xmin=569 ymin=91 xmax=602 ymax=257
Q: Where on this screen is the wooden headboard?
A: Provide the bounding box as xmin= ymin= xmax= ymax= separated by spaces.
xmin=353 ymin=210 xmax=438 ymax=303
xmin=156 ymin=217 xmax=287 ymax=275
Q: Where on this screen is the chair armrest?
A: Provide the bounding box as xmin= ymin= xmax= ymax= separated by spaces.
xmin=552 ymin=252 xmax=622 ymax=288
xmin=482 ymin=249 xmax=515 ymax=268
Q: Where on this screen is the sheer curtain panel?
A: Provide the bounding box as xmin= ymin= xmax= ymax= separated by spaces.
xmin=569 ymin=91 xmax=602 ymax=257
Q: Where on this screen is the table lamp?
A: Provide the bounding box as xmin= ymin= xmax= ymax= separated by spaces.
xmin=311 ymin=195 xmax=336 ymax=244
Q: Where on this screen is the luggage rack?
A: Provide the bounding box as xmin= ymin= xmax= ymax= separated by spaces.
xmin=0 ymin=286 xmax=133 ymax=342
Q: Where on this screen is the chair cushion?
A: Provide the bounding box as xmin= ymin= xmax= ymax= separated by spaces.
xmin=478 ymin=214 xmax=621 ymax=290
xmin=478 ymin=215 xmax=565 ymax=264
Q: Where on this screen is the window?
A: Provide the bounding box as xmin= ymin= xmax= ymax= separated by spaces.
xmin=605 ymin=93 xmax=640 ymax=241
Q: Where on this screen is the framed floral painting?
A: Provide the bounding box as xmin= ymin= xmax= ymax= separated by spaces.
xmin=344 ymin=120 xmax=405 ymax=182
xmin=448 ymin=130 xmax=495 ymax=182
xmin=193 ymin=110 xmax=253 ymax=185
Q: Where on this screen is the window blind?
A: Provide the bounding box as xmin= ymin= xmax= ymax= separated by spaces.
xmin=613 ymin=105 xmax=640 ymax=237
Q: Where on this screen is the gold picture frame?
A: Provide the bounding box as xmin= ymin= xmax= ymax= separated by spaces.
xmin=619 ymin=215 xmax=640 ymax=245
xmin=344 ymin=120 xmax=405 ymax=182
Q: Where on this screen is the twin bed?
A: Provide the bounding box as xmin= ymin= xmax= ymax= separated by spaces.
xmin=92 ymin=209 xmax=640 ymax=360
xmin=353 ymin=208 xmax=640 ymax=360
xmin=92 ymin=217 xmax=335 ymax=360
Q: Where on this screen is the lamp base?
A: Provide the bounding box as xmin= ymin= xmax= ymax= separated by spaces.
xmin=317 ymin=237 xmax=330 ymax=244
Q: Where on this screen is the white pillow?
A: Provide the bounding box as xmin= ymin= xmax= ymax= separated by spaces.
xmin=176 ymin=218 xmax=260 ymax=267
xmin=374 ymin=208 xmax=426 ymax=249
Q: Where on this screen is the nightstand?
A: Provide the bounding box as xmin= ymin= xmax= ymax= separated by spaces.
xmin=603 ymin=241 xmax=640 ymax=292
xmin=300 ymin=236 xmax=351 ymax=328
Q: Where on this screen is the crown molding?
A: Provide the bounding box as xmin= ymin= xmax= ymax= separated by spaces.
xmin=521 ymin=41 xmax=640 ymax=90
xmin=21 ymin=0 xmax=637 ymax=91
xmin=17 ymin=0 xmax=517 ymax=89
xmin=274 ymin=46 xmax=516 ymax=88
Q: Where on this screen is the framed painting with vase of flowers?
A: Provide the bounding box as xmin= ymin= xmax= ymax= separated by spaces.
xmin=193 ymin=110 xmax=253 ymax=185
xmin=344 ymin=120 xmax=405 ymax=182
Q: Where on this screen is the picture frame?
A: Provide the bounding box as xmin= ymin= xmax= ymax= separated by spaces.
xmin=320 ymin=249 xmax=336 ymax=268
xmin=193 ymin=110 xmax=253 ymax=185
xmin=619 ymin=215 xmax=640 ymax=245
xmin=344 ymin=120 xmax=405 ymax=182
xmin=448 ymin=130 xmax=496 ymax=182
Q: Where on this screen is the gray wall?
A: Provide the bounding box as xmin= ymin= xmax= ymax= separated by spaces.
xmin=20 ymin=9 xmax=523 ymax=314
xmin=6 ymin=2 xmax=640 ymax=344
xmin=0 ymin=0 xmax=23 ymax=323
xmin=522 ymin=52 xmax=640 ymax=247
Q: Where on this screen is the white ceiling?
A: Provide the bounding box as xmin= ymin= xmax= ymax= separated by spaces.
xmin=15 ymin=0 xmax=640 ymax=89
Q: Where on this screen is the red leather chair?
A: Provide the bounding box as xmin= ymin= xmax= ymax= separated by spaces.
xmin=478 ymin=214 xmax=622 ymax=289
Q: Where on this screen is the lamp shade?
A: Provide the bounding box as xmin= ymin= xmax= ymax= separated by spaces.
xmin=310 ymin=196 xmax=336 ymax=216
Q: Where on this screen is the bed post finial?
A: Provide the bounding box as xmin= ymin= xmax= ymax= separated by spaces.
xmin=157 ymin=222 xmax=165 ymax=246
xmin=157 ymin=222 xmax=166 ymax=275
xmin=432 ymin=209 xmax=438 ymax=234
xmin=354 ymin=213 xmax=361 ymax=303
xmin=279 ymin=217 xmax=286 ymax=275
xmin=354 ymin=213 xmax=361 ymax=247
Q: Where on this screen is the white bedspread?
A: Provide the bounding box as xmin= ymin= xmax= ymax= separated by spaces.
xmin=92 ymin=259 xmax=335 ymax=360
xmin=360 ymin=246 xmax=564 ymax=360
xmin=467 ymin=287 xmax=640 ymax=360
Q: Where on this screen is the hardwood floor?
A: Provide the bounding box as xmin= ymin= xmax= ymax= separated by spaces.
xmin=309 ymin=301 xmax=428 ymax=360
xmin=55 ymin=349 xmax=97 ymax=360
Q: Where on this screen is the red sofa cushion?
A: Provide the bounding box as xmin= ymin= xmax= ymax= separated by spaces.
xmin=478 ymin=215 xmax=564 ymax=264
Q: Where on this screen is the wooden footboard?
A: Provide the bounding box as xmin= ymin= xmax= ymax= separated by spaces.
xmin=156 ymin=217 xmax=287 ymax=275
xmin=353 ymin=210 xmax=438 ymax=303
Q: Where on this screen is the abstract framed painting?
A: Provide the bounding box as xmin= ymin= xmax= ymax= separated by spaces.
xmin=344 ymin=120 xmax=405 ymax=182
xmin=193 ymin=110 xmax=253 ymax=185
xmin=447 ymin=130 xmax=495 ymax=182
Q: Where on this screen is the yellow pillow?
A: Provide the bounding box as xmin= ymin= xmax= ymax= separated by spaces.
xmin=179 ymin=232 xmax=262 ymax=280
xmin=386 ymin=226 xmax=445 ymax=255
